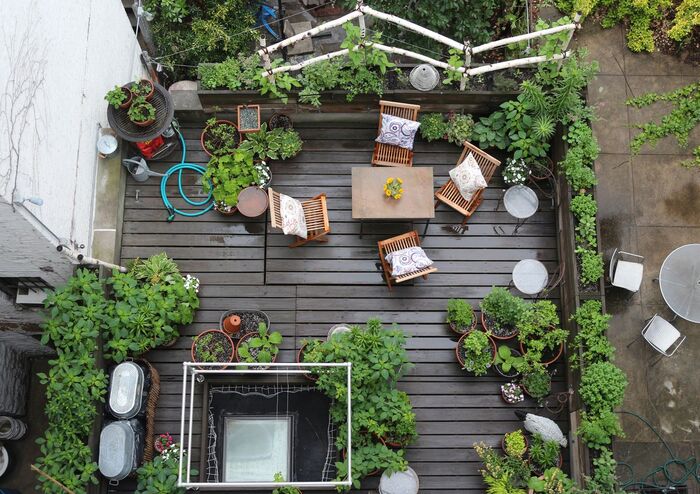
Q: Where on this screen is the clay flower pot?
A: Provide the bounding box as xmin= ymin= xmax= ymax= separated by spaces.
xmin=448 ymin=312 xmax=478 ymax=335
xmin=481 ymin=312 xmax=518 ymax=340
xmin=519 ymin=339 xmax=564 ymax=366
xmin=200 ymin=119 xmax=240 ymax=157
xmin=501 ymin=431 xmax=529 ymax=456
xmin=296 ymin=342 xmax=318 ymax=382
xmin=455 ymin=330 xmax=496 ymax=373
xmin=119 ymin=86 xmax=133 ymax=110
xmin=222 ymin=314 xmax=242 ymax=335
xmin=137 ymin=79 xmax=155 ymax=101
xmin=191 ymin=329 xmax=235 ymax=368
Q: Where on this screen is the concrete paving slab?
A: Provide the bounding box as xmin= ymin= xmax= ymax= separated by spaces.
xmin=574 ymin=24 xmax=626 ymax=75
xmin=623 ymin=48 xmax=700 ymax=77
xmin=614 ymin=441 xmax=698 ymax=488
xmin=631 ymin=155 xmax=700 ymax=227
xmin=589 ymin=75 xmax=630 ymax=125
xmin=594 ymin=153 xmax=635 ymax=225
xmin=285 ymin=21 xmax=314 ymax=55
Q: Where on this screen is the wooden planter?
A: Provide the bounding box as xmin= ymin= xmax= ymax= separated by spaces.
xmin=237 ymin=104 xmax=261 ymax=134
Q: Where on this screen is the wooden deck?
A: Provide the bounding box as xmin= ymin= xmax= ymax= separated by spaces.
xmin=116 ymin=113 xmax=567 ymax=493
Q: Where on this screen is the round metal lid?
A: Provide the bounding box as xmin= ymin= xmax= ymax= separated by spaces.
xmin=379 ymin=466 xmax=419 ymax=494
xmin=409 ymin=64 xmax=439 ymax=91
xmin=107 ymin=82 xmax=174 ymax=142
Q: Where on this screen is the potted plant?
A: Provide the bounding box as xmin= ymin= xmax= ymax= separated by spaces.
xmin=503 ymin=157 xmax=531 ymax=186
xmin=128 ymin=96 xmax=156 ymax=127
xmin=238 ymin=104 xmax=261 ymax=133
xmin=273 ymin=472 xmax=302 ymax=494
xmin=500 ymin=382 xmax=525 ymax=404
xmin=493 ymin=345 xmax=526 ymax=378
xmin=455 ymin=330 xmax=496 ymax=376
xmin=131 ymin=79 xmax=155 ymax=101
xmin=268 ymin=113 xmax=293 ymax=130
xmin=238 ymin=123 xmax=303 ymax=161
xmin=154 ymin=433 xmax=174 ymax=454
xmin=445 ymin=113 xmax=474 ymax=145
xmin=521 ymin=364 xmax=551 ymax=399
xmin=236 ymin=322 xmax=283 ymax=369
xmin=502 ymin=429 xmax=528 ymax=458
xmin=202 ymin=149 xmax=260 ymax=215
xmin=105 ymin=85 xmax=132 ymax=110
xmin=517 ymin=301 xmax=568 ymax=365
xmin=527 ymin=467 xmax=575 ymax=493
xmin=446 ymin=298 xmax=477 ymax=334
xmin=480 ymin=287 xmax=527 ymax=340
xmin=200 ymin=117 xmax=240 ymax=157
xmin=372 ymin=389 xmax=417 ymax=448
xmin=136 ymin=445 xmax=196 ymax=494
xmin=528 ymin=433 xmax=563 ymax=474
xmin=419 ymin=112 xmax=448 ymax=142
xmin=191 ymin=329 xmax=235 ymax=366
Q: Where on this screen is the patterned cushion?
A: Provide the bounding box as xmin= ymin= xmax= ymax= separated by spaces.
xmin=449 ymin=152 xmax=487 ymax=202
xmin=375 ymin=114 xmax=421 ymax=150
xmin=385 ymin=246 xmax=434 ymax=277
xmin=280 ymin=194 xmax=307 ymax=239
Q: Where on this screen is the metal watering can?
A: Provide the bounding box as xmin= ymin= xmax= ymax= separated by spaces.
xmin=121 ymin=157 xmax=165 ymax=182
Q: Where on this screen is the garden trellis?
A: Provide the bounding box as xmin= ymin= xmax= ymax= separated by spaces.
xmin=257 ymin=0 xmax=581 ymax=89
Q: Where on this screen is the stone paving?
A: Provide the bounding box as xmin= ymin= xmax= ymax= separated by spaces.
xmin=576 ymin=23 xmax=700 ymax=491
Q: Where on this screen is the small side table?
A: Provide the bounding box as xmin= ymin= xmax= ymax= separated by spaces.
xmin=512 ymin=259 xmax=549 ymax=296
xmin=237 ymin=186 xmax=269 ymax=217
xmin=495 ymin=185 xmax=539 ymax=235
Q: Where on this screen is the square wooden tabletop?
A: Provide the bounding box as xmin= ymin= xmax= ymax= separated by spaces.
xmin=351 ymin=167 xmax=435 ymax=220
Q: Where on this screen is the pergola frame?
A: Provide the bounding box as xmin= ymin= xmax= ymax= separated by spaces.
xmin=178 ymin=361 xmax=353 ymax=490
xmin=257 ymin=0 xmax=581 ymax=87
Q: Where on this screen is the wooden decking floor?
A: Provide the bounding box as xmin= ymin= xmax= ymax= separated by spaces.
xmin=116 ymin=114 xmax=567 ymax=494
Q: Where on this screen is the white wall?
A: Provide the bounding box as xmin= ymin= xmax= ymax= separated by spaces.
xmin=0 ymin=0 xmax=143 ymax=254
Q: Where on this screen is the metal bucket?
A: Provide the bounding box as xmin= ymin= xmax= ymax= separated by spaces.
xmin=97 ymin=128 xmax=119 ymax=158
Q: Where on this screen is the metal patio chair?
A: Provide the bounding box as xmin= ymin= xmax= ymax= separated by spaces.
xmin=268 ymin=187 xmax=330 ymax=248
xmin=628 ymin=314 xmax=686 ymax=366
xmin=371 ymin=100 xmax=421 ymax=167
xmin=378 ymin=230 xmax=437 ymax=290
xmin=434 ymin=141 xmax=501 ymax=225
xmin=609 ymin=248 xmax=644 ymax=294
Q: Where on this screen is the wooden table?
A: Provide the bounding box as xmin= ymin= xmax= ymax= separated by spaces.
xmin=236 ymin=186 xmax=269 ymax=217
xmin=351 ymin=167 xmax=435 ymax=238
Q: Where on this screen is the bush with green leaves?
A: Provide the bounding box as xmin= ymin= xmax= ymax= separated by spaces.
xmin=579 ymin=362 xmax=628 ymax=414
xmin=202 ymin=149 xmax=259 ymax=208
xmin=446 ymin=298 xmax=475 ymax=331
xmin=521 ymin=364 xmax=551 ymax=399
xmin=419 ymin=113 xmax=448 ymax=141
xmin=198 ymin=54 xmax=261 ymax=91
xmin=627 ymin=82 xmax=700 ymax=169
xmin=570 ymin=193 xmax=597 ymax=219
xmin=237 ymin=322 xmax=283 ymax=364
xmin=445 ymin=113 xmax=474 ymax=145
xmin=238 ymin=123 xmax=303 ymax=161
xmin=474 ymin=441 xmax=532 ymax=492
xmin=577 ymin=247 xmax=604 ymax=286
xmin=577 ymin=410 xmax=625 ymax=450
xmin=481 ymin=287 xmax=528 ymax=335
xmin=460 ymin=330 xmax=494 ymax=376
xmin=494 ymin=345 xmax=527 ymax=376
xmin=517 ymin=301 xmax=568 ymax=363
xmin=504 ymin=430 xmax=527 ymax=458
xmin=529 ymin=433 xmax=561 ymax=472
xmin=570 ymin=300 xmax=615 ymax=368
xmin=136 ymin=445 xmax=196 ymax=494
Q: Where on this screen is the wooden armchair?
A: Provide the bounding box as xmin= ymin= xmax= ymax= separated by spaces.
xmin=371 ymin=100 xmax=421 ymax=167
xmin=268 ymin=187 xmax=330 ymax=248
xmin=378 ymin=231 xmax=437 ymax=290
xmin=434 ymin=141 xmax=501 ymax=225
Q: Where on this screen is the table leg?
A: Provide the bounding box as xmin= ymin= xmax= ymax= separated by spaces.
xmin=512 ymin=217 xmax=528 ymax=235
xmin=422 ymin=219 xmax=431 ymax=239
xmin=359 ymin=221 xmax=365 ymax=239
xmin=494 ymin=190 xmax=505 ymax=211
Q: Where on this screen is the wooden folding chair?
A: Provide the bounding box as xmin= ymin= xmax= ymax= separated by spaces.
xmin=371 ymin=100 xmax=421 ymax=167
xmin=378 ymin=231 xmax=438 ymax=290
xmin=268 ymin=187 xmax=330 ymax=248
xmin=434 ymin=141 xmax=501 ymax=225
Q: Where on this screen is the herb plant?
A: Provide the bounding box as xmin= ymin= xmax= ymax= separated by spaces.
xmin=202 ymin=149 xmax=260 ymax=207
xmin=576 ymin=410 xmax=625 ymax=450
xmin=128 ymin=96 xmax=156 ymax=123
xmin=570 ymin=300 xmax=614 ymax=368
xmin=504 ymin=430 xmax=527 ymax=458
xmin=199 ymin=54 xmax=261 ymax=91
xmin=570 ymin=193 xmax=597 ymax=219
xmin=419 ymin=113 xmax=448 ymax=141
xmin=521 ymin=364 xmax=551 ymax=399
xmin=474 ymin=442 xmax=531 ymax=492
xmin=579 ymin=362 xmax=628 ymax=414
xmin=481 ymin=287 xmax=528 ymax=335
xmin=460 ymin=330 xmax=493 ymax=376
xmin=238 ymin=123 xmax=303 ymax=161
xmin=193 ymin=332 xmax=232 ymax=363
xmin=577 ymin=247 xmax=604 ymax=285
xmin=446 ymin=298 xmax=475 ymax=332
xmin=105 ymin=86 xmax=129 ymax=109
xmin=445 ymin=113 xmax=474 ymax=145
xmin=136 ymin=445 xmax=195 ymax=494
xmin=203 ymin=117 xmax=239 ymax=156
xmin=129 ymin=252 xmax=180 ymax=285
xmin=529 ymin=433 xmax=561 ymax=472
xmin=237 ymin=322 xmax=283 ymax=364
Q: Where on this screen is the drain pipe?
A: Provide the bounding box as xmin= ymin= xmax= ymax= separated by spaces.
xmin=56 ymin=244 xmax=127 ymax=273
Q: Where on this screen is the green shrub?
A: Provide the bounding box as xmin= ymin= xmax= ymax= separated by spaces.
xmin=481 ymin=287 xmax=528 ymax=330
xmin=570 ymin=194 xmax=597 ymax=219
xmin=419 ymin=113 xmax=448 ymax=141
xmin=529 ymin=433 xmax=561 ymax=471
xmin=445 ymin=113 xmax=474 ymax=145
xmin=202 ymin=149 xmax=259 ymax=208
xmin=136 ymin=445 xmax=196 ymax=494
xmin=198 ymin=54 xmax=261 ymax=91
xmin=577 ymin=248 xmax=604 ymax=285
xmin=238 ymin=123 xmax=303 ymax=161
xmin=521 ymin=364 xmax=551 ymax=399
xmin=577 ymin=410 xmax=625 ymax=449
xmin=669 ymin=0 xmax=700 ymax=41
xmin=446 ymin=299 xmax=475 ymax=331
xmin=237 ymin=322 xmax=283 ymax=364
xmin=579 ymin=362 xmax=628 ymax=414
xmin=461 ymin=330 xmax=493 ymax=376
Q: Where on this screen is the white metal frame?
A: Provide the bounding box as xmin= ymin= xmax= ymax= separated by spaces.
xmin=642 ymin=314 xmax=686 ymax=357
xmin=256 ymin=0 xmax=581 ymax=83
xmin=609 ymin=247 xmax=645 ymax=291
xmin=178 ymin=361 xmax=353 ymax=490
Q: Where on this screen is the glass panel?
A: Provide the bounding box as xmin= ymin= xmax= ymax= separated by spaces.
xmin=223 ymin=416 xmax=291 ymax=482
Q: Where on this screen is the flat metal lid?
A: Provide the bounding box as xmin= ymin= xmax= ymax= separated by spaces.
xmin=379 ymin=466 xmax=419 ymax=494
xmin=108 ymin=362 xmax=144 ymax=419
xmin=99 ymin=421 xmax=136 ymax=480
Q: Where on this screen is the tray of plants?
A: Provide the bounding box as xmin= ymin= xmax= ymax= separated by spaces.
xmin=219 ymin=309 xmax=270 ymax=340
xmin=106 ymin=79 xmax=174 ymax=141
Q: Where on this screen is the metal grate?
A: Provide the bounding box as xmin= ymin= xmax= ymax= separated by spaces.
xmin=107 ymin=82 xmax=174 ymax=142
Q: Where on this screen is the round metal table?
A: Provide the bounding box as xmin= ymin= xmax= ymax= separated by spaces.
xmin=512 ymin=259 xmax=549 ymax=295
xmin=501 ymin=184 xmax=539 ymax=235
xmin=236 ymin=186 xmax=269 ymax=217
xmin=659 ymin=243 xmax=700 ymax=323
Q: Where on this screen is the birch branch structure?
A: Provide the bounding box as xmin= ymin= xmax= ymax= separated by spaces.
xmin=470 ymin=21 xmax=579 ymax=54
xmin=466 ymin=51 xmax=571 ymax=76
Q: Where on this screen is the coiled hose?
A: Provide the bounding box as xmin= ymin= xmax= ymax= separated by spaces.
xmin=160 ymin=127 xmax=213 ymax=221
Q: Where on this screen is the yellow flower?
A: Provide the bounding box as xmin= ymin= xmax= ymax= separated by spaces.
xmin=383 ymin=184 xmax=388 ymax=190
xmin=397 ymin=178 xmax=403 ymax=184
xmin=399 ymin=188 xmax=404 ymax=193
xmin=396 ymin=194 xmax=402 ymax=199
xmin=385 ymin=190 xmax=391 ymax=196
xmin=386 ymin=178 xmax=393 ymax=184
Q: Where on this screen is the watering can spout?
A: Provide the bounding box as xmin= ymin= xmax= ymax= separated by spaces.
xmin=121 ymin=157 xmax=166 ymax=182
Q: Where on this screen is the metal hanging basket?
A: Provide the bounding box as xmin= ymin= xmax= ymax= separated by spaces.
xmin=409 ymin=64 xmax=440 ymax=91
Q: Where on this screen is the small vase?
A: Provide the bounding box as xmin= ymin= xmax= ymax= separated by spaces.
xmin=223 ymin=315 xmax=242 ymax=335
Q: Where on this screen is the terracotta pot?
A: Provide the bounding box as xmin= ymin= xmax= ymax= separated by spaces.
xmin=500 ymin=383 xmax=524 ymax=404
xmin=133 ymin=117 xmax=155 ymax=127
xmin=191 ymin=329 xmax=235 ymax=368
xmin=200 ymin=119 xmax=240 ymax=157
xmin=268 ymin=112 xmax=293 ymax=130
xmin=119 ymin=86 xmax=133 ymax=110
xmin=296 ymin=342 xmax=318 ymax=382
xmin=214 ymin=202 xmax=238 ymax=216
xmin=481 ymin=312 xmax=518 ymax=340
xmin=222 ymin=314 xmax=242 ymax=335
xmin=236 ymin=331 xmax=278 ymax=367
xmin=448 ymin=312 xmax=477 ymax=335
xmin=455 ymin=330 xmax=496 ymax=372
xmin=137 ymin=79 xmax=155 ymax=101
xmin=501 ymin=430 xmax=529 ymax=456
xmin=519 ymin=340 xmax=564 ymax=366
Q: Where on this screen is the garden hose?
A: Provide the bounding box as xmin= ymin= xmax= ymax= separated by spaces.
xmin=615 ymin=410 xmax=700 ymax=491
xmin=160 ymin=127 xmax=213 ymax=221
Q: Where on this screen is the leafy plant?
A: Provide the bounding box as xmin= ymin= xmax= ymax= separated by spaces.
xmin=105 ymin=86 xmax=128 ymax=109
xmin=238 ymin=123 xmax=303 ymax=161
xmin=254 ymin=59 xmax=302 ymax=103
xmin=585 ymin=448 xmax=625 ymax=494
xmin=202 ymin=149 xmax=260 ymax=207
xmin=494 ymin=346 xmax=526 ymax=375
xmin=481 ymin=287 xmax=528 ymax=331
xmin=502 ymin=158 xmax=530 ymax=186
xmin=577 ymin=247 xmax=604 ymax=285
xmin=460 ymin=330 xmax=493 ymax=376
xmin=237 ymin=322 xmax=283 ymax=364
xmin=198 ymin=54 xmax=261 ymax=91
xmin=528 ymin=467 xmax=577 ymax=493
xmin=129 ymin=252 xmax=180 ymax=285
xmin=627 ymin=82 xmax=700 ymax=168
xmin=445 ymin=113 xmax=474 ymax=145
xmin=575 ymin=214 xmax=598 ymax=249
xmin=474 ymin=442 xmax=531 ymax=492
xmin=272 ymin=472 xmax=301 ymax=494
xmin=202 ymin=117 xmax=239 ymax=156
xmin=517 ymin=301 xmax=560 ymax=342
xmin=529 ymin=434 xmax=561 ymax=472
xmin=193 ymin=332 xmax=232 ymax=363
xmin=521 ymin=364 xmax=551 ymax=398
xmin=298 ymin=59 xmax=344 ymax=107
xmin=570 ymin=194 xmax=597 ymax=219
xmin=579 ymin=362 xmax=628 ymax=414
xmin=577 ymin=410 xmax=625 ymax=449
xmin=130 ymin=80 xmax=152 ymax=98
xmin=128 ymin=96 xmax=156 ymax=123
xmin=570 ymin=300 xmax=614 ymax=368
xmin=136 ymin=445 xmax=196 ymax=494
xmin=504 ymin=430 xmax=527 ymax=458
xmin=419 ymin=113 xmax=448 ymax=141
xmin=446 ymin=298 xmax=475 ymax=331
xmin=669 ymin=0 xmax=700 ymax=42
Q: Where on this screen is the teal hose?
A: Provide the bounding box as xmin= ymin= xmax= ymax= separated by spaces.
xmin=160 ymin=128 xmax=213 ymax=221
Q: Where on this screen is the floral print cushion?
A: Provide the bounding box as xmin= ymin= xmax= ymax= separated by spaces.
xmin=449 ymin=152 xmax=487 ymax=202
xmin=375 ymin=114 xmax=421 ymax=150
xmin=385 ymin=246 xmax=434 ymax=277
xmin=280 ymin=193 xmax=307 ymax=239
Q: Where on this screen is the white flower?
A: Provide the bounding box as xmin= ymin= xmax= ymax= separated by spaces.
xmin=184 ymin=274 xmax=200 ymax=293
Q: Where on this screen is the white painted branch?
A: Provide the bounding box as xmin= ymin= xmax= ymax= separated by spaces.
xmin=471 ymin=22 xmax=578 ymax=54
xmin=466 ymin=51 xmax=571 ymax=76
xmin=359 ymin=5 xmax=465 ymax=51
xmin=369 ymin=42 xmax=452 ymax=70
xmin=259 ymin=37 xmax=275 ymax=84
xmin=262 ymin=48 xmax=352 ymax=76
xmin=257 ymin=9 xmax=363 ymax=56
xmin=558 ymin=14 xmax=582 ymax=70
